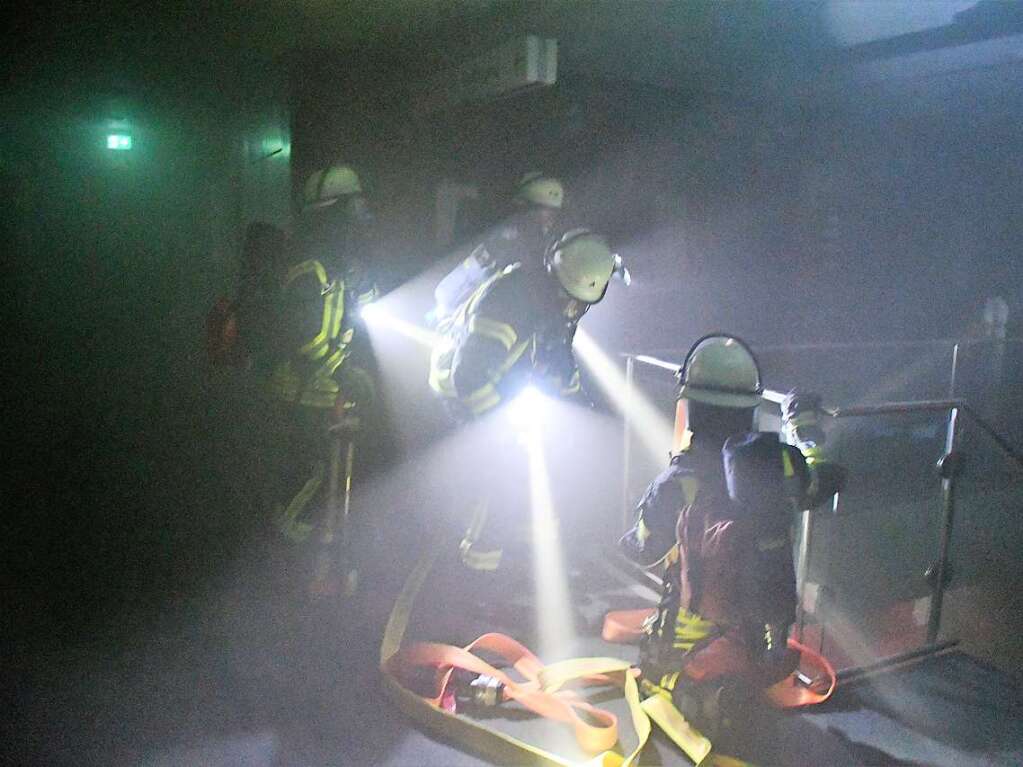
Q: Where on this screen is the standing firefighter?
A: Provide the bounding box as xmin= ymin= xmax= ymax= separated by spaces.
xmin=429 ymin=227 xmax=627 ymax=569
xmin=265 ymin=163 xmax=378 ymax=593
xmin=620 ymin=334 xmax=845 ymax=739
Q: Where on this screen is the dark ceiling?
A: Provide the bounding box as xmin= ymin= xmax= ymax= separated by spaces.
xmin=5 ymin=1 xmax=1023 ymax=116
xmin=4 ymin=2 xmax=832 ymax=97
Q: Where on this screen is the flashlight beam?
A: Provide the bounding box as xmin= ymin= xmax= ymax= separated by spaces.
xmin=362 ymin=305 xmax=440 ymax=349
xmin=574 ymin=329 xmax=674 ymax=465
xmin=525 ymin=425 xmax=574 ymax=658
xmin=511 ymin=389 xmax=574 ymax=658
xmin=633 ymin=354 xmax=680 ymax=372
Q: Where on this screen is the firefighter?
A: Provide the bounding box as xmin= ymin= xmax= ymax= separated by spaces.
xmin=264 ymin=163 xmax=378 ymax=578
xmin=430 ymin=227 xmax=625 ymax=419
xmin=487 ymin=171 xmax=564 ymax=272
xmin=432 ymin=173 xmax=565 ymax=324
xmin=619 ymin=334 xmax=845 ymax=739
xmin=429 ymin=227 xmax=627 ymax=569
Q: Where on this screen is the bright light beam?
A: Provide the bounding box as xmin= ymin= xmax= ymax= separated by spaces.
xmin=574 ymin=328 xmax=674 ymax=466
xmin=512 ymin=388 xmax=575 ymax=659
xmin=507 ymin=384 xmax=545 ymax=434
xmin=633 ymin=354 xmax=679 ymax=372
xmin=360 ymin=301 xmax=439 ymax=349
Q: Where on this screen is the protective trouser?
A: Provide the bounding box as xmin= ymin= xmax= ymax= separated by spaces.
xmin=267 ymin=403 xmax=333 ymax=543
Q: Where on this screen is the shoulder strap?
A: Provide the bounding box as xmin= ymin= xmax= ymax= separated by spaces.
xmin=283 ymin=259 xmax=345 ymax=360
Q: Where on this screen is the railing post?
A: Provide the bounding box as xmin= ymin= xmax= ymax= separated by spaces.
xmin=947 ymin=342 xmax=960 ymax=399
xmin=795 ymin=507 xmax=814 ymax=643
xmin=927 ymin=405 xmax=961 ymax=644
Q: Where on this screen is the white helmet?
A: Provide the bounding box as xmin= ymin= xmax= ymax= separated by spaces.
xmin=515 ymin=172 xmax=564 ymax=209
xmin=677 ymin=334 xmax=762 ymax=407
xmin=303 ymin=164 xmax=363 ymax=211
xmin=545 ymin=228 xmax=622 ymax=304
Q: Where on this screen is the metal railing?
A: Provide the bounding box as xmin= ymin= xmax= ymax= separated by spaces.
xmin=619 ymin=338 xmax=1023 ymax=674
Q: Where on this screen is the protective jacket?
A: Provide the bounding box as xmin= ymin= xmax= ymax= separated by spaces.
xmin=621 ymin=433 xmax=843 ymax=688
xmin=429 ymin=263 xmax=582 ymax=418
xmin=266 ymin=257 xmax=376 ymax=408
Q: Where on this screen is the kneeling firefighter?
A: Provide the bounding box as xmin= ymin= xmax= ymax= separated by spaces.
xmin=429 ymin=227 xmax=628 ymax=570
xmin=264 ymin=163 xmax=379 ymax=594
xmin=620 ymin=334 xmax=845 ymax=739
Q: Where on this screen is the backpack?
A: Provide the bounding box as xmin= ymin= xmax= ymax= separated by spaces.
xmin=677 ymin=432 xmax=805 ymax=633
xmin=431 ymin=215 xmax=544 ymax=329
xmin=431 ymin=242 xmax=497 ymax=330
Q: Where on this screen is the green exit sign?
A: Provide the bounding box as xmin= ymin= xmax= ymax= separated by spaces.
xmin=106 ymin=134 xmax=132 ymax=150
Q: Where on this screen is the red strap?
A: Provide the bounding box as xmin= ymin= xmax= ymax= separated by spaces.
xmin=602 ymin=608 xmax=657 ymax=644
xmin=384 ymin=632 xmax=622 ymax=755
xmin=765 ymin=638 xmax=837 ymax=708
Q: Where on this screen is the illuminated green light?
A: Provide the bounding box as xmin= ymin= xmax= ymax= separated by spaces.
xmin=106 ymin=134 xmax=132 ymax=150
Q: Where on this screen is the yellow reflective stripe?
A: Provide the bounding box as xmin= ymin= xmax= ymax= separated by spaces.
xmin=560 ymin=369 xmax=581 ymax=395
xmin=429 ymin=366 xmax=455 ymax=396
xmin=298 ymin=285 xmax=335 ymax=357
xmin=680 ymin=476 xmax=699 ymax=505
xmin=456 ymin=338 xmax=531 ymax=415
xmin=428 ymin=340 xmax=459 ymax=396
xmin=635 ymin=519 xmax=651 ymax=544
xmin=464 ymin=264 xmax=514 ymax=316
xmin=468 ymin=315 xmax=518 ymax=350
xmin=469 ymin=339 xmax=531 ymax=413
xmin=329 ymin=285 xmax=345 ymax=341
xmin=673 ymin=609 xmax=715 ymax=652
xmin=284 ymin=259 xmax=341 ymax=358
xmin=782 ymin=448 xmax=795 ymax=478
xmin=276 ymin=461 xmax=325 ymax=542
xmin=466 ymin=384 xmax=501 ymax=415
xmin=321 ymin=347 xmax=346 ymax=377
xmin=802 ymin=445 xmax=824 ymax=466
xmin=285 ymin=259 xmax=327 ymax=286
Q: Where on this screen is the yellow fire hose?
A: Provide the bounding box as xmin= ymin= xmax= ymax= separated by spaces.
xmin=378 ymin=539 xmax=720 ymax=766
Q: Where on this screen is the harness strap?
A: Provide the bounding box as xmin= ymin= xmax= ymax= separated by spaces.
xmin=601 ymin=610 xmax=838 ymax=709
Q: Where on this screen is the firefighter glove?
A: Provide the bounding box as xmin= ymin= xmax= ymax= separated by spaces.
xmin=781 ymin=389 xmax=826 ymax=448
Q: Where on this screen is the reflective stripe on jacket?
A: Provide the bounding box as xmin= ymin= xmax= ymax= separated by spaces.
xmin=429 ymin=264 xmax=580 ymax=417
xmin=267 ymin=259 xmax=364 ymax=408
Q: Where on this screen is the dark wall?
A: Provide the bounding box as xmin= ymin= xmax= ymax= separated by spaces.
xmin=2 ymin=71 xmax=263 ymax=644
